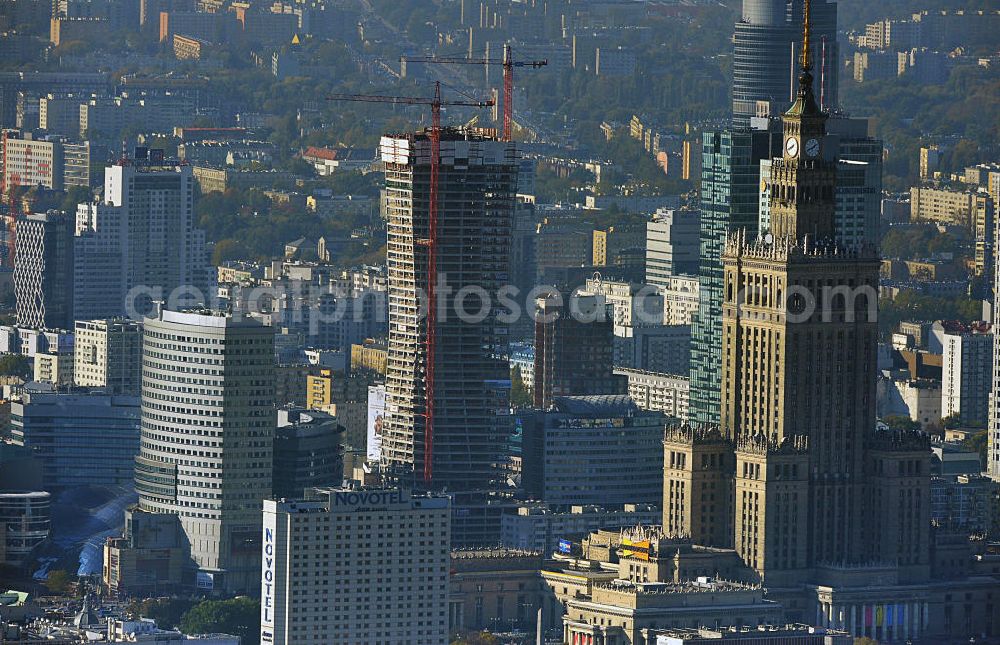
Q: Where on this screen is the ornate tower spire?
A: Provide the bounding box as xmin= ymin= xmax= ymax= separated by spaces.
xmin=801 ymin=0 xmax=811 ymax=71
xmin=788 ymin=0 xmax=819 ymax=115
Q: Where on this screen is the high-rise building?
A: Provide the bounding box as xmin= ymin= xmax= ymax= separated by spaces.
xmin=645 ymin=207 xmax=700 ymax=288
xmin=940 ymin=321 xmax=993 ymax=427
xmin=689 ymin=125 xmax=781 ymax=426
xmin=73 ymin=159 xmax=208 ymax=320
xmin=532 ymin=293 xmax=622 ymax=408
xmin=133 ymin=308 xmax=275 ymax=594
xmin=260 ymin=487 xmax=450 ymax=645
xmin=73 ymin=318 xmax=143 ymax=395
xmin=721 ymin=21 xmax=883 ymax=582
xmin=14 ymin=211 xmax=75 ymax=330
xmin=733 ymin=0 xmax=838 ymax=126
xmin=380 ymin=129 xmax=515 ymax=493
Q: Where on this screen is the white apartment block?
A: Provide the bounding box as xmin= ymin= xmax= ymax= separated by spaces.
xmin=74 ymin=163 xmax=208 ymax=320
xmin=940 ymin=322 xmax=993 ymax=427
xmin=581 ymin=277 xmax=664 ymax=329
xmin=658 ymin=274 xmax=700 ymax=326
xmin=261 ymin=488 xmax=450 ymax=645
xmin=615 ymin=367 xmax=690 ymax=421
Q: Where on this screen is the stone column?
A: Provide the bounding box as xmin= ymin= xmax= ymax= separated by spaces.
xmin=850 ymin=604 xmax=857 ymax=636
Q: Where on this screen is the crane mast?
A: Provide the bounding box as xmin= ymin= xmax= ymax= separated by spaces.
xmin=327 ymin=83 xmax=492 ymax=485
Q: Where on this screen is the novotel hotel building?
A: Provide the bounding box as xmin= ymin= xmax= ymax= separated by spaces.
xmin=260 ymin=487 xmax=451 ymax=645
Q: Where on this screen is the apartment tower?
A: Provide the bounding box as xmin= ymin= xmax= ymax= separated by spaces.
xmin=74 ymin=158 xmax=208 ymax=320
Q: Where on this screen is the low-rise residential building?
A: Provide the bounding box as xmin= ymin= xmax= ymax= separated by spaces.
xmin=349 ymin=338 xmax=387 ymax=374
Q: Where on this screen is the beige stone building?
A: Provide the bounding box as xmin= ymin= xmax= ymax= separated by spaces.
xmin=662 ymin=425 xmax=731 ymax=547
xmin=910 ymin=185 xmax=988 ymax=230
xmin=73 ymin=319 xmax=142 ymax=396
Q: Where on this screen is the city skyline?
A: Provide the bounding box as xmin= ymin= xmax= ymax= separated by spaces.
xmin=0 ymin=0 xmax=997 ymax=643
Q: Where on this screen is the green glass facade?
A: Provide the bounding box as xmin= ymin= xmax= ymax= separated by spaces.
xmin=688 ymin=127 xmax=779 ymax=426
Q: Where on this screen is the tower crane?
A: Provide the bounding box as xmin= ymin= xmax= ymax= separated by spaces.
xmin=328 ymin=83 xmax=493 ymax=486
xmin=403 ymin=44 xmax=547 ymax=142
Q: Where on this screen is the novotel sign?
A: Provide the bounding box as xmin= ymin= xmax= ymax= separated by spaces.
xmin=260 ymin=520 xmax=276 ymax=634
xmin=331 ymin=488 xmax=411 ymax=509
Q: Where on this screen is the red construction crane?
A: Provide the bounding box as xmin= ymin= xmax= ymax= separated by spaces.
xmin=403 ymin=44 xmax=547 ymax=141
xmin=328 ymin=83 xmax=493 ymax=486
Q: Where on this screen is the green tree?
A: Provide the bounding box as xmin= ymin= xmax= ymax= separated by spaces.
xmin=60 ymin=185 xmax=93 ymax=213
xmin=45 ymin=569 xmax=73 ymax=594
xmin=510 ymin=367 xmax=532 ymax=408
xmin=128 ymin=598 xmax=197 ymax=630
xmin=962 ymin=430 xmax=988 ymax=469
xmin=882 ymin=415 xmax=920 ymax=432
xmin=180 ymin=597 xmax=260 ymax=645
xmin=451 ymin=633 xmax=499 ymax=645
xmin=941 ymin=414 xmax=963 ymax=429
xmin=0 ymin=354 xmax=31 ymax=380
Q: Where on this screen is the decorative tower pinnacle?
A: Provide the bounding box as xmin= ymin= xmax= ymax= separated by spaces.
xmin=801 ymin=0 xmax=811 ymax=71
xmin=787 ymin=0 xmax=820 ymax=117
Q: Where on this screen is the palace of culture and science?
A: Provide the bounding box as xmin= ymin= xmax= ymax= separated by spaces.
xmin=654 ymin=1 xmax=994 ymax=640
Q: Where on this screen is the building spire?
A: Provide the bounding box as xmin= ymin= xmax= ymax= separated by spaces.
xmin=801 ymin=0 xmax=811 ymax=72
xmin=786 ymin=0 xmax=820 ymax=116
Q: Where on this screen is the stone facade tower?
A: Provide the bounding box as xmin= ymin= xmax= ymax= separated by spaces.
xmin=662 ymin=425 xmax=732 ymax=548
xmin=720 ymin=0 xmax=881 ymax=581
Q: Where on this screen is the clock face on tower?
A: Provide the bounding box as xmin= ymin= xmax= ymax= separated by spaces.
xmin=805 ymin=138 xmax=820 ymax=158
xmin=785 ymin=136 xmax=799 ymax=158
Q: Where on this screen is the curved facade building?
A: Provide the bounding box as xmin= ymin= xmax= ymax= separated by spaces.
xmin=0 ymin=490 xmax=51 ymax=568
xmin=134 ymin=308 xmax=274 ymax=594
xmin=733 ymin=0 xmax=839 ymax=126
xmin=272 ymin=408 xmax=343 ymax=499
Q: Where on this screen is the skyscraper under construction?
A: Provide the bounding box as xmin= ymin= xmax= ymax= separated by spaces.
xmin=380 ymin=128 xmax=517 ymax=495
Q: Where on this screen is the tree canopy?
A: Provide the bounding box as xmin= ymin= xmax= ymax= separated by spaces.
xmin=179 ymin=597 xmax=259 ymax=645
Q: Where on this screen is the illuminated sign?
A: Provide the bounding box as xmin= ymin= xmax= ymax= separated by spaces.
xmin=558 ymin=539 xmax=572 ymax=554
xmin=620 ymin=538 xmax=650 ymax=562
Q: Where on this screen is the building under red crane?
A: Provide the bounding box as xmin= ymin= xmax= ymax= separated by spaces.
xmin=328 ymin=83 xmax=494 ymax=486
xmin=403 ymin=45 xmax=547 ymax=142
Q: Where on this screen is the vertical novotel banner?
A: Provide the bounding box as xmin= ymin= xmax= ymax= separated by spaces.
xmin=260 ymin=509 xmax=276 ymax=643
